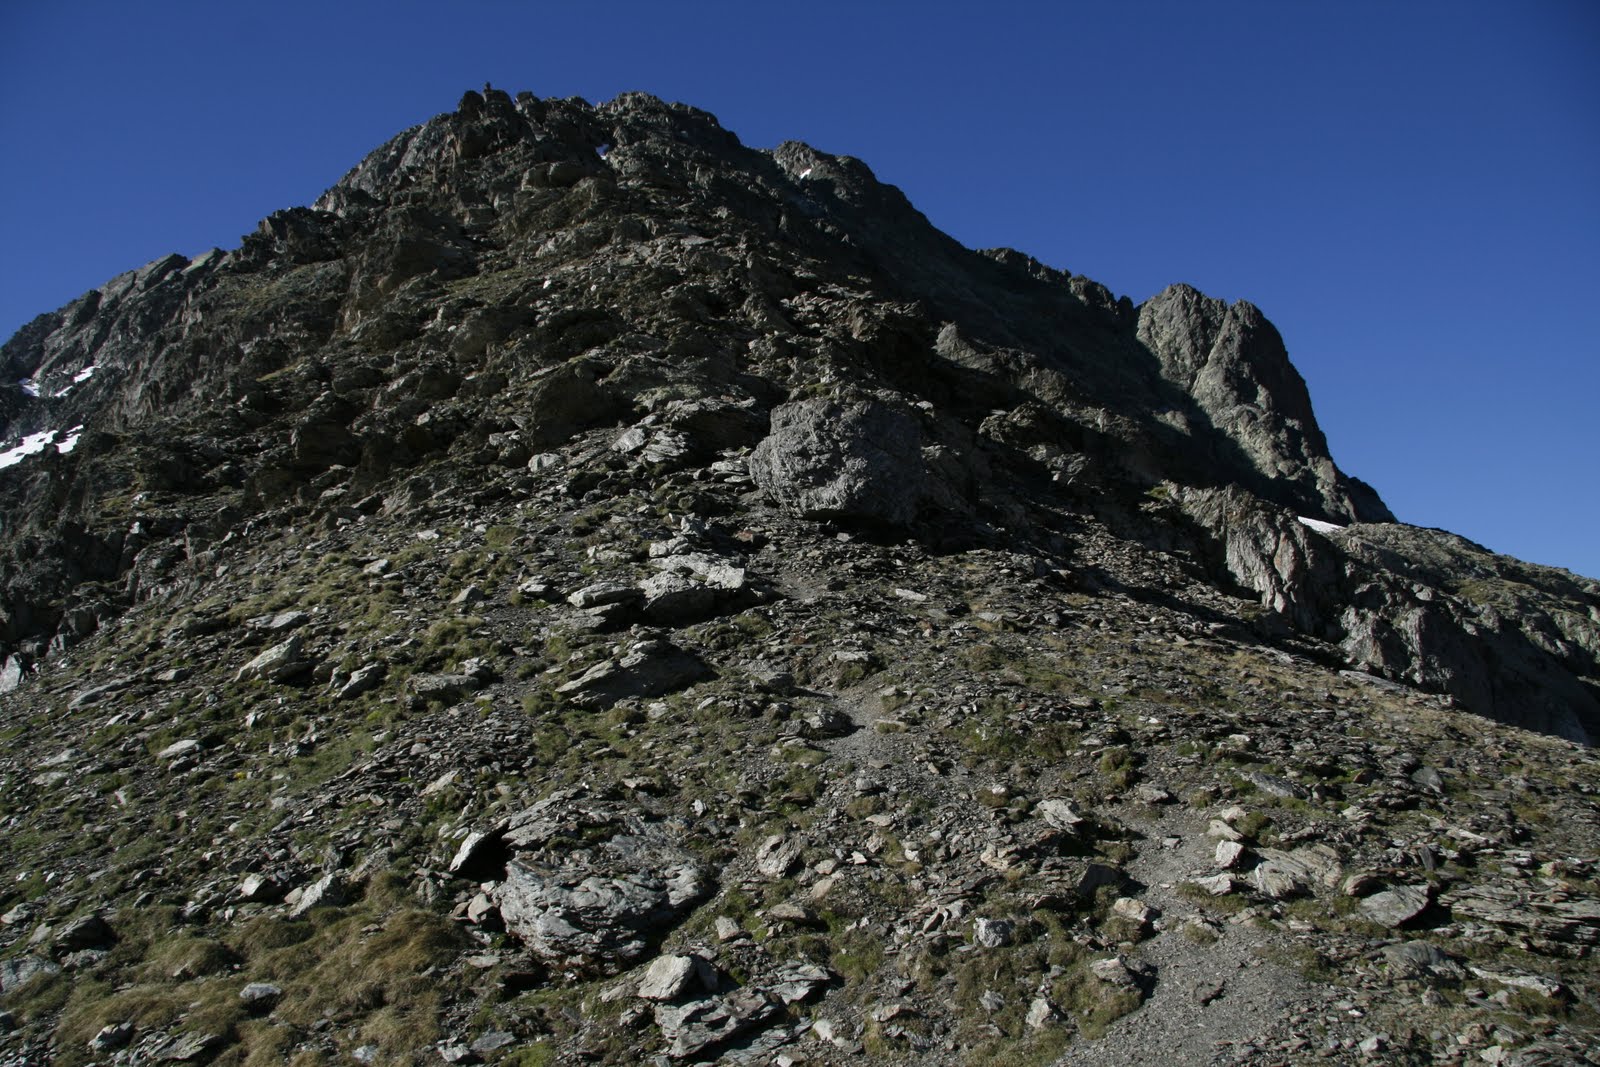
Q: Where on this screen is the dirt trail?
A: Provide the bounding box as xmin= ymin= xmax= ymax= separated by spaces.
xmin=1051 ymin=811 xmax=1333 ymax=1066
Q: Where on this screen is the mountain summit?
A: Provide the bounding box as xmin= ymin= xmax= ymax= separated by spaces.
xmin=1 ymin=90 xmax=1597 ymax=1065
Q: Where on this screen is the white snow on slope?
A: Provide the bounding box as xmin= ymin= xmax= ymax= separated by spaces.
xmin=0 ymin=430 xmax=58 ymax=469
xmin=0 ymin=425 xmax=87 ymax=469
xmin=1297 ymin=516 xmax=1344 ymax=535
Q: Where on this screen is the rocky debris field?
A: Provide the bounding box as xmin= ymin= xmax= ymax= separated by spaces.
xmin=0 ymin=88 xmax=1598 ymax=1066
xmin=1 ymin=427 xmax=1597 ymax=1065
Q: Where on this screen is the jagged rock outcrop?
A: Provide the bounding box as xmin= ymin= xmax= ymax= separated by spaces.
xmin=1175 ymin=485 xmax=1600 ymax=742
xmin=1139 ymin=284 xmax=1391 ymax=525
xmin=1 ymin=88 xmax=1597 ymax=1067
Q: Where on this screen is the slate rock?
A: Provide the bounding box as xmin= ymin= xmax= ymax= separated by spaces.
xmin=554 ymin=640 xmax=710 ymax=709
xmin=654 ymin=989 xmax=778 ymax=1060
xmin=1360 ymin=884 xmax=1433 ymax=928
xmin=236 ymin=635 xmax=308 ymax=683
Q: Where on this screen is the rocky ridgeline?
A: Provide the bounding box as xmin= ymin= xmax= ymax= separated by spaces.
xmin=0 ymin=89 xmax=1597 ymax=1065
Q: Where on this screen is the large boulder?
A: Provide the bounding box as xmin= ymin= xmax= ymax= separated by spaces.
xmin=492 ymin=829 xmax=708 ymax=975
xmin=748 ymin=395 xmax=925 ymax=526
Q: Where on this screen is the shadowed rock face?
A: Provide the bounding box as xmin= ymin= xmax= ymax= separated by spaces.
xmin=1 ymin=87 xmax=1598 ymax=1067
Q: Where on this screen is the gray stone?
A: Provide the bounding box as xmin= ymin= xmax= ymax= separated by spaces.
xmin=748 ymin=396 xmax=926 ymax=526
xmin=0 ymin=954 xmax=60 ymax=992
xmin=554 ymin=640 xmax=710 ymax=710
xmin=1360 ymin=884 xmax=1433 ymax=928
xmin=637 ymin=954 xmax=698 ymax=1000
xmin=493 ymin=831 xmax=707 ymax=974
xmin=974 ymin=917 xmax=1015 ymax=948
xmin=236 ymin=635 xmax=308 ymax=683
xmin=654 ymin=989 xmax=778 ymax=1060
xmin=239 ymin=982 xmax=282 ymax=1010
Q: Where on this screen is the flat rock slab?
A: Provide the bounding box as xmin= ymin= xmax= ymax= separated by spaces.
xmin=1360 ymin=884 xmax=1432 ymax=928
xmin=555 ymin=640 xmax=710 ymax=709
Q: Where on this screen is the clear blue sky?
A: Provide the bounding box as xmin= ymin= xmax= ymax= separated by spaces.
xmin=3 ymin=1 xmax=1597 ymax=577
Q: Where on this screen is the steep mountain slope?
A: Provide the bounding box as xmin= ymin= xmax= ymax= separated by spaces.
xmin=1 ymin=90 xmax=1597 ymax=1066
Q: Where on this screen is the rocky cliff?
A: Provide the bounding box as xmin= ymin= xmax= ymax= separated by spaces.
xmin=0 ymin=90 xmax=1597 ymax=1066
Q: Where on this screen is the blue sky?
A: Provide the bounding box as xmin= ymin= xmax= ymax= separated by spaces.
xmin=2 ymin=1 xmax=1597 ymax=577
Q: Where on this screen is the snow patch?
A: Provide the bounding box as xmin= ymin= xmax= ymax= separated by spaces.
xmin=0 ymin=430 xmax=58 ymax=470
xmin=798 ymin=167 xmax=813 ymax=180
xmin=18 ymin=379 xmax=39 ymax=398
xmin=1297 ymin=516 xmax=1344 ymax=535
xmin=73 ymin=365 xmax=97 ymax=384
xmin=57 ymin=426 xmax=85 ymax=455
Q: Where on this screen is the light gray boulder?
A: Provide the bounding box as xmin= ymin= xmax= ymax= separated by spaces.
xmin=748 ymin=395 xmax=925 ymax=526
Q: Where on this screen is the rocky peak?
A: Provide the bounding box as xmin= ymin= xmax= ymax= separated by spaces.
xmin=1138 ymin=283 xmax=1390 ymax=525
xmin=0 ymin=88 xmax=1596 ymax=1067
